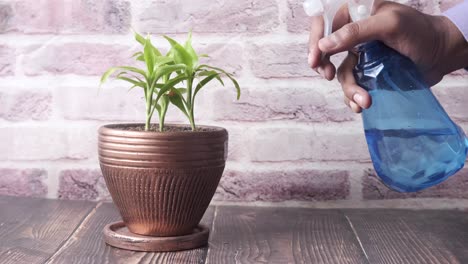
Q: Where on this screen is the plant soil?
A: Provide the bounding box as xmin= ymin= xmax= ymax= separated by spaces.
xmin=112 ymin=124 xmax=217 ymax=132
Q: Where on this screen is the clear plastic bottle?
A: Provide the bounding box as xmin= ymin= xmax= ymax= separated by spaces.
xmin=354 ymin=41 xmax=468 ymax=192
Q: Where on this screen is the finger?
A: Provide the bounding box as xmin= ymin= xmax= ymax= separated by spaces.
xmin=310 ymin=4 xmax=351 ymax=69
xmin=319 ymin=55 xmax=336 ymax=81
xmin=344 ymin=96 xmax=351 ymax=107
xmin=344 ymin=96 xmax=361 ymax=113
xmin=332 ymin=4 xmax=351 ymax=32
xmin=308 ymin=16 xmax=324 ymax=68
xmin=350 ymin=100 xmax=362 ymax=113
xmin=318 ymin=15 xmax=384 ymax=55
xmin=313 ymin=53 xmax=335 ymax=80
xmin=337 ymin=52 xmax=372 ymax=109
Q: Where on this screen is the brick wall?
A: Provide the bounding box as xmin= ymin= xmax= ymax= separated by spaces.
xmin=0 ymin=0 xmax=467 ymax=209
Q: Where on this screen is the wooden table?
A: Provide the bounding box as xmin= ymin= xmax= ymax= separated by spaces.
xmin=0 ymin=196 xmax=467 ymax=264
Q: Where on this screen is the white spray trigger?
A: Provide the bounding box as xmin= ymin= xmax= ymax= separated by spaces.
xmin=303 ymin=0 xmax=375 ymax=37
xmin=348 ymin=0 xmax=374 ymax=21
xmin=303 ymin=0 xmax=346 ymax=38
xmin=303 ymin=0 xmax=324 ymax=17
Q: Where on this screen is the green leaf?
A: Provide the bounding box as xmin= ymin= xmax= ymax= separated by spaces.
xmin=118 ymin=72 xmax=145 ymax=83
xmin=197 ymin=70 xmax=215 ymax=76
xmin=152 ymin=46 xmax=162 ymax=57
xmin=100 ymin=67 xmax=119 ymax=85
xmin=116 ymin=76 xmax=146 ymax=89
xmin=131 ymin=51 xmax=143 ymax=58
xmin=160 ymin=94 xmax=169 ymax=109
xmin=164 ymin=35 xmax=193 ymax=70
xmin=154 ymin=56 xmax=174 ymax=67
xmin=198 ymin=65 xmax=240 ymax=99
xmin=198 ymin=70 xmax=224 ymax=86
xmin=184 ymin=31 xmax=198 ymax=67
xmin=116 ymin=66 xmax=147 ymax=78
xmin=156 ymin=95 xmax=170 ymax=126
xmin=128 ymin=84 xmax=139 ymax=92
xmin=177 ymin=88 xmax=188 ymax=94
xmin=136 ymin=31 xmax=162 ymax=56
xmin=199 ymin=54 xmax=210 ymax=58
xmin=144 ymin=38 xmax=156 ymax=75
xmin=101 ymin=66 xmax=148 ymax=86
xmin=154 ymin=75 xmax=188 ymax=104
xmin=153 ymin=100 xmax=161 ymax=115
xmin=134 ymin=31 xmax=146 ymax=45
xmin=194 ymin=72 xmax=220 ymax=98
xmin=169 ymin=90 xmax=189 ymax=118
xmin=155 ymin=64 xmax=187 ymax=81
xmin=129 ymin=51 xmax=145 ymax=62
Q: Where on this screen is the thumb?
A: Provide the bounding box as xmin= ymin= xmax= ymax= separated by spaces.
xmin=318 ymin=15 xmax=383 ymax=55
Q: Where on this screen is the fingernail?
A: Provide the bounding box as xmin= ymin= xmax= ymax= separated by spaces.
xmin=319 ymin=36 xmax=337 ymax=50
xmin=353 ymin=93 xmax=363 ymax=107
xmin=307 ymin=53 xmax=313 ymax=67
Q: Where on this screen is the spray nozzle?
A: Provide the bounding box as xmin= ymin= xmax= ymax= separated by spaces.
xmin=303 ymin=0 xmax=375 ymax=37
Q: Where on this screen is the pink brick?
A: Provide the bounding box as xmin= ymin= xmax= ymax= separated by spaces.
xmin=0 ymin=125 xmax=97 ymax=161
xmin=57 ymin=86 xmax=213 ymax=124
xmin=0 ymin=3 xmax=12 ymax=32
xmin=439 ymin=0 xmax=464 ymax=12
xmin=136 ymin=0 xmax=279 ymax=33
xmin=211 ymin=84 xmax=355 ymax=122
xmin=363 ymin=168 xmax=468 ymax=200
xmin=0 ymin=91 xmax=52 ymax=121
xmin=0 ymin=169 xmax=47 ymax=197
xmin=249 ymin=43 xmax=346 ymax=79
xmin=223 ymin=126 xmax=245 ymax=162
xmin=197 ymin=43 xmax=244 ymax=76
xmin=58 ymin=169 xmax=109 ymax=200
xmin=214 ymin=169 xmax=350 ymax=202
xmin=3 ymin=0 xmax=130 ymax=34
xmin=247 ymin=127 xmax=369 ymax=162
xmin=23 ymin=43 xmax=133 ymax=76
xmin=57 ymin=86 xmax=144 ymax=121
xmin=0 ymin=45 xmax=14 ymax=76
xmin=250 ymin=43 xmax=314 ymax=79
xmin=286 ymin=0 xmax=310 ymax=33
xmin=433 ymin=85 xmax=468 ymax=122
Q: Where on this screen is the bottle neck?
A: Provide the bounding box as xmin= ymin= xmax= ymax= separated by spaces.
xmin=357 ymin=41 xmax=397 ymax=67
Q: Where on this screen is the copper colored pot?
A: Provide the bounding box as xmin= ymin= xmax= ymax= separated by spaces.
xmin=98 ymin=124 xmax=227 ymax=237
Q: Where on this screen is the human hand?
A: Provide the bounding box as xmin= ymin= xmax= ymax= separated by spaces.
xmin=308 ymin=0 xmax=468 ymax=113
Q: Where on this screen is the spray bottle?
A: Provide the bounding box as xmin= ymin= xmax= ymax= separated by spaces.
xmin=304 ymin=0 xmax=468 ymax=192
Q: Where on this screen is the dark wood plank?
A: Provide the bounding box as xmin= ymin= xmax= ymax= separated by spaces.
xmin=345 ymin=209 xmax=468 ymax=264
xmin=47 ymin=202 xmax=215 ymax=264
xmin=0 ymin=196 xmax=95 ymax=264
xmin=206 ymin=206 xmax=368 ymax=264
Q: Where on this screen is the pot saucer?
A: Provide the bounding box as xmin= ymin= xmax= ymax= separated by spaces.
xmin=103 ymin=222 xmax=209 ymax=252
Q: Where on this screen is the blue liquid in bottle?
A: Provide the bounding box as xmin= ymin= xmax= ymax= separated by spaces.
xmin=354 ymin=41 xmax=468 ymax=192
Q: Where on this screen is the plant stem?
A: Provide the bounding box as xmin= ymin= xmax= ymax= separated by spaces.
xmin=145 ymin=79 xmax=153 ymax=131
xmin=189 ymin=111 xmax=196 ymax=131
xmin=186 ymin=78 xmax=192 ymax=111
xmin=186 ymin=76 xmax=196 ymax=131
xmin=159 ymin=116 xmax=164 ymax=132
xmin=145 ymin=110 xmax=151 ymax=131
xmin=159 ymin=101 xmax=168 ymax=132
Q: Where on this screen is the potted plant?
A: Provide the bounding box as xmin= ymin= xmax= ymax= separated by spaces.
xmin=99 ymin=31 xmax=240 ymax=251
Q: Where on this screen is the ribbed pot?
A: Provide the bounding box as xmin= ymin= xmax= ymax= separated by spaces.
xmin=98 ymin=124 xmax=228 ymax=237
